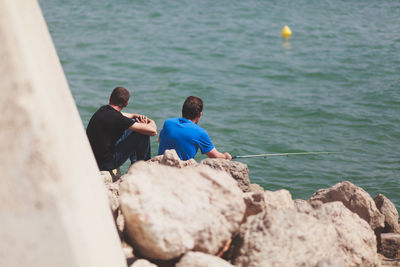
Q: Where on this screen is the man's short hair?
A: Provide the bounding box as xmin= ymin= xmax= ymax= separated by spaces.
xmin=109 ymin=87 xmax=130 ymax=108
xmin=182 ymin=96 xmax=203 ymax=120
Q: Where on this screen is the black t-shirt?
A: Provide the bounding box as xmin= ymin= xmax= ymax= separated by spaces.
xmin=86 ymin=105 xmax=134 ymax=168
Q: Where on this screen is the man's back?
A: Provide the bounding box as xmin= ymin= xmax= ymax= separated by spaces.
xmin=86 ymin=105 xmax=133 ymax=167
xmin=158 ymin=117 xmax=214 ymax=160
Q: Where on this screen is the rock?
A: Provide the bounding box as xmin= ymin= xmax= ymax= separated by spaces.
xmin=176 ymin=252 xmax=234 ymax=267
xmin=294 ymin=199 xmax=312 ymax=213
xmin=104 ymin=180 xmax=126 ymax=234
xmin=148 ymin=155 xmax=163 ymax=164
xmin=159 ymin=149 xmax=197 ymax=168
xmin=243 ymin=192 xmax=265 ymax=219
xmin=101 ymin=171 xmax=113 ymax=183
xmin=200 ymin=158 xmax=251 ymax=192
xmin=304 ymin=201 xmax=380 ymax=266
xmin=264 ymin=189 xmax=295 ymax=210
xmin=105 ymin=181 xmax=120 ymax=214
xmin=316 ymin=258 xmax=345 ymax=267
xmin=379 ymin=254 xmax=400 ymax=267
xmin=231 ymin=208 xmax=341 ymax=267
xmin=249 ymin=183 xmax=264 ymax=193
xmin=243 ymin=189 xmax=294 ymax=222
xmin=116 ymin=211 xmax=125 ymax=234
xmin=101 ymin=168 xmax=121 ymax=183
xmin=375 ymin=194 xmax=400 ymax=234
xmin=122 ymin=241 xmax=135 ymax=260
xmin=120 ymin=162 xmax=246 ymax=260
xmin=129 ymin=259 xmax=157 ymax=267
xmin=309 ymin=181 xmax=385 ymax=231
xmin=381 ymin=233 xmax=400 ymax=259
xmin=231 ymin=199 xmax=380 ymax=266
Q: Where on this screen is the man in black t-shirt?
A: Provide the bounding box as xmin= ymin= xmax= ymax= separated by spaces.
xmin=86 ymin=87 xmax=157 ymax=171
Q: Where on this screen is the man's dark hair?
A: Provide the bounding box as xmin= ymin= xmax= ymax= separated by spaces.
xmin=182 ymin=96 xmax=203 ymax=120
xmin=109 ymin=87 xmax=130 ymax=108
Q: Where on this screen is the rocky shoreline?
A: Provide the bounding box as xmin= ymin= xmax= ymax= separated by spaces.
xmin=102 ymin=150 xmax=400 ymax=267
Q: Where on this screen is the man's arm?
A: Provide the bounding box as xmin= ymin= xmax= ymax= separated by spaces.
xmin=129 ymin=119 xmax=157 ymax=136
xmin=122 ymin=112 xmax=156 ymax=135
xmin=206 ymin=148 xmax=232 ymax=160
xmin=129 ymin=118 xmax=157 ymax=136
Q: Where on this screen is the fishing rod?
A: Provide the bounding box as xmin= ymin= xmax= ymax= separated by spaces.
xmin=232 ymin=151 xmax=341 ymax=159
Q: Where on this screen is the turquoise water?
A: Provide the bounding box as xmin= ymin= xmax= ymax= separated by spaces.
xmin=39 ymin=0 xmax=400 ymax=210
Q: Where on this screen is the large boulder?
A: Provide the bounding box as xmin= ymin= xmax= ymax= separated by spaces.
xmin=298 ymin=201 xmax=380 ymax=266
xmin=176 ymin=252 xmax=234 ymax=267
xmin=309 ymin=181 xmax=385 ymax=231
xmin=375 ymin=194 xmax=400 ymax=234
xmin=231 ymin=198 xmax=380 ymax=266
xmin=200 ymin=158 xmax=251 ymax=192
xmin=231 ymin=208 xmax=343 ymax=267
xmin=119 ymin=161 xmax=245 ymax=260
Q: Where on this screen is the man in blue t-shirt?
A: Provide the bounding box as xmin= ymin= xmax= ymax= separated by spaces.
xmin=158 ymin=96 xmax=231 ymax=161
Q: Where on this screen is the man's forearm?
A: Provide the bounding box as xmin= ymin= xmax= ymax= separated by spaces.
xmin=206 ymin=148 xmax=232 ymax=160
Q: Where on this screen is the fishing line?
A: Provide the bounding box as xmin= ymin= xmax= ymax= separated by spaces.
xmin=232 ymin=151 xmax=341 ymax=159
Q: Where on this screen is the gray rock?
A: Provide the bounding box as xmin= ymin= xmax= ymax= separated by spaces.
xmin=151 ymin=149 xmax=197 ymax=168
xmin=100 ymin=168 xmax=121 ymax=183
xmin=264 ymin=189 xmax=295 ymax=210
xmin=105 ymin=181 xmax=120 ymax=214
xmin=200 ymin=158 xmax=251 ymax=192
xmin=249 ymin=183 xmax=264 ymax=193
xmin=309 ymin=181 xmax=385 ymax=231
xmin=243 ymin=192 xmax=265 ymax=219
xmin=148 ymin=155 xmax=163 ymax=164
xmin=104 ymin=180 xmax=126 ymax=234
xmin=129 ymin=259 xmax=157 ymax=267
xmin=231 ymin=208 xmax=341 ymax=267
xmin=176 ymin=252 xmax=234 ymax=267
xmin=379 ymin=254 xmax=400 ymax=267
xmin=375 ymin=194 xmax=400 ymax=234
xmin=316 ymin=258 xmax=345 ymax=267
xmin=381 ymin=233 xmax=400 ymax=259
xmin=294 ymin=199 xmax=313 ymax=213
xmin=231 ymin=198 xmax=380 ymax=266
xmin=120 ymin=162 xmax=245 ymax=260
xmin=304 ymin=201 xmax=380 ymax=266
xmin=243 ymin=189 xmax=294 ymax=222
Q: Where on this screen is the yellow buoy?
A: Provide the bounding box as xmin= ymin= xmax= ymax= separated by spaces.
xmin=281 ymin=25 xmax=292 ymax=38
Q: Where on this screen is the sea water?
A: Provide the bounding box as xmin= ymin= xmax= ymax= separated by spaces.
xmin=39 ymin=0 xmax=400 ymax=210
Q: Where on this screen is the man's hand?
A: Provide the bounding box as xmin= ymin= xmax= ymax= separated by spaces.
xmin=133 ymin=114 xmax=150 ymax=123
xmin=136 ymin=114 xmax=149 ymax=123
xmin=224 ymin=152 xmax=232 ymax=160
xmin=122 ymin=112 xmax=148 ymax=123
xmin=206 ymin=148 xmax=232 ymax=160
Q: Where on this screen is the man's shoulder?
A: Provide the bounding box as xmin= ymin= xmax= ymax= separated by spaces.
xmin=164 ymin=117 xmax=180 ymax=125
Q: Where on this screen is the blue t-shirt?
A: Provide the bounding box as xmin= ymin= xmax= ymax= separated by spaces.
xmin=158 ymin=118 xmax=214 ymax=160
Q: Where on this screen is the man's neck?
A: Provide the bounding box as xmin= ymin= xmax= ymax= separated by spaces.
xmin=188 ymin=117 xmax=200 ymax=124
xmin=110 ymin=104 xmax=122 ymax=112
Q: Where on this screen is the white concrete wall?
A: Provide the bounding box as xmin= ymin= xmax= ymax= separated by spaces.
xmin=0 ymin=1 xmax=126 ymax=266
